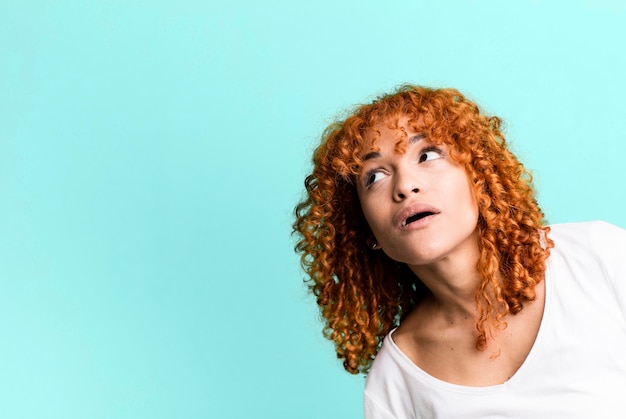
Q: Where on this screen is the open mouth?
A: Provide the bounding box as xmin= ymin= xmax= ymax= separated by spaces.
xmin=403 ymin=211 xmax=435 ymax=227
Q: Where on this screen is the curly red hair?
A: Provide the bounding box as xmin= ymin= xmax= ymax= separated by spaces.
xmin=293 ymin=85 xmax=553 ymax=374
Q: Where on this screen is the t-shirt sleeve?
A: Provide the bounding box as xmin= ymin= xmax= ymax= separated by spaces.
xmin=592 ymin=221 xmax=626 ymax=320
xmin=364 ymin=392 xmax=397 ymax=419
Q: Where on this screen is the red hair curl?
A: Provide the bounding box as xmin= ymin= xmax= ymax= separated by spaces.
xmin=293 ymin=85 xmax=553 ymax=374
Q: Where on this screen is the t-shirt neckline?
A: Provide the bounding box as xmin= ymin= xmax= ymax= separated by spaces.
xmin=387 ymin=261 xmax=553 ymax=394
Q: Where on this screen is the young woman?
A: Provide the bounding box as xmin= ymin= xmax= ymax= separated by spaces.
xmin=293 ymin=85 xmax=626 ymax=418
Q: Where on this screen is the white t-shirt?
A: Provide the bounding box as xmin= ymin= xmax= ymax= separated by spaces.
xmin=364 ymin=221 xmax=626 ymax=418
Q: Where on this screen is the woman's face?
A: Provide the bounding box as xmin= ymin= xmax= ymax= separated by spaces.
xmin=355 ymin=117 xmax=480 ymax=269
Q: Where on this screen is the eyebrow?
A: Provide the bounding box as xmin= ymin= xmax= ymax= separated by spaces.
xmin=362 ymin=133 xmax=425 ymax=161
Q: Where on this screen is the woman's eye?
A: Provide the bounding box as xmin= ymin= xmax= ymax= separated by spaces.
xmin=365 ymin=171 xmax=385 ymax=187
xmin=419 ymin=149 xmax=442 ymax=163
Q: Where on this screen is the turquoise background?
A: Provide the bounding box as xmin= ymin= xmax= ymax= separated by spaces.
xmin=1 ymin=1 xmax=625 ymax=418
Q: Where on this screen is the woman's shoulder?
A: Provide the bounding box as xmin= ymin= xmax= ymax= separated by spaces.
xmin=548 ymin=219 xmax=621 ymax=231
xmin=365 ymin=328 xmax=431 ymax=418
xmin=546 ymin=220 xmax=626 ymax=289
xmin=365 ymin=328 xmax=412 ymax=388
xmin=547 ymin=220 xmax=625 ymax=244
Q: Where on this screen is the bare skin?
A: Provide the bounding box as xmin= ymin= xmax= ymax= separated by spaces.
xmin=357 ymin=116 xmax=546 ymax=386
xmin=393 ymin=272 xmax=545 ymax=387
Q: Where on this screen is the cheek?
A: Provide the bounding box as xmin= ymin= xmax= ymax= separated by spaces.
xmin=361 ymin=205 xmax=380 ymax=232
xmin=466 ymin=185 xmax=479 ymax=215
xmin=358 ymin=197 xmax=386 ymax=236
xmin=453 ymin=173 xmax=480 ymax=218
xmin=465 ymin=185 xmax=480 ymax=225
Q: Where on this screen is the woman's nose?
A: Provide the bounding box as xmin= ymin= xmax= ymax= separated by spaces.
xmin=393 ymin=173 xmax=420 ymax=202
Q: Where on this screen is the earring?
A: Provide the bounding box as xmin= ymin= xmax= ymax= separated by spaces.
xmin=367 ymin=237 xmax=380 ymax=250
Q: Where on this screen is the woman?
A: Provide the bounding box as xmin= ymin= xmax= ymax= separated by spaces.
xmin=293 ymin=85 xmax=626 ymax=418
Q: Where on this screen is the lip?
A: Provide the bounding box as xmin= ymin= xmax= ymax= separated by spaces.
xmin=394 ymin=203 xmax=441 ymax=230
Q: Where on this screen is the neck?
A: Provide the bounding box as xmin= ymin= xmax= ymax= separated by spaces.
xmin=409 ymin=240 xmax=482 ymax=320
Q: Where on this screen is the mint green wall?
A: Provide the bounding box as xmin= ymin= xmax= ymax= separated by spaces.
xmin=1 ymin=1 xmax=625 ymax=418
